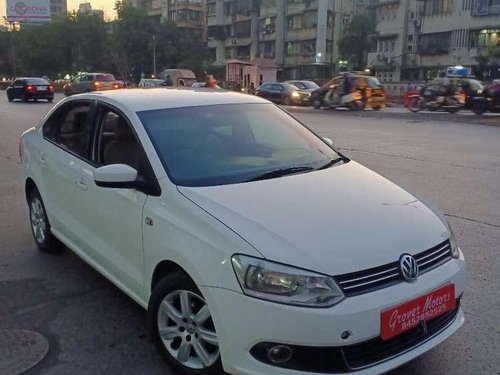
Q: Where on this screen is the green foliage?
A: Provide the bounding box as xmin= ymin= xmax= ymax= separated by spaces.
xmin=0 ymin=0 xmax=211 ymax=80
xmin=337 ymin=13 xmax=376 ymax=70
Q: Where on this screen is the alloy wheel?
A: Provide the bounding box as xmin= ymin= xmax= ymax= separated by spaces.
xmin=30 ymin=197 xmax=47 ymax=244
xmin=157 ymin=290 xmax=219 ymax=369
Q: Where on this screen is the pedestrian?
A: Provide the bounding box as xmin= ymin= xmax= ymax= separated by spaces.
xmin=203 ymin=75 xmax=217 ymax=88
xmin=249 ymin=82 xmax=256 ymax=95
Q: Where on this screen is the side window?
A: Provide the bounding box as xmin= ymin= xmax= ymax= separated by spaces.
xmin=97 ymin=110 xmax=145 ymax=171
xmin=43 ymin=102 xmax=93 ymax=160
xmin=12 ymin=79 xmax=23 ymax=86
xmin=260 ymin=84 xmax=269 ymax=91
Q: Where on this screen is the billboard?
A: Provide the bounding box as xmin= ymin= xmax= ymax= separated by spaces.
xmin=6 ymin=0 xmax=51 ymax=23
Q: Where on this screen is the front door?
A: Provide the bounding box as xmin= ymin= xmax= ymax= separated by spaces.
xmin=76 ymin=105 xmax=149 ymax=298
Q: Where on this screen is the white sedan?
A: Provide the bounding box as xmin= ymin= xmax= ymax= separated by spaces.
xmin=20 ymin=88 xmax=465 ymax=375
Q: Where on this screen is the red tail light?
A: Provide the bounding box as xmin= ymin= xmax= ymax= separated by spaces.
xmin=49 ymin=85 xmax=56 ymax=93
xmin=26 ymin=85 xmax=37 ymax=93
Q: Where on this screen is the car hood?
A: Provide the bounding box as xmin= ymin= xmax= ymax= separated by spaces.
xmin=178 ymin=161 xmax=450 ymax=275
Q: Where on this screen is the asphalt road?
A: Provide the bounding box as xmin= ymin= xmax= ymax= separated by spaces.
xmin=0 ymin=94 xmax=499 ymax=375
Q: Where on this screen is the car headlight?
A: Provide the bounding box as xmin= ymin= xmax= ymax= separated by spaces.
xmin=448 ymin=226 xmax=460 ymax=258
xmin=231 ymin=255 xmax=344 ymax=307
xmin=291 ymin=91 xmax=300 ymax=98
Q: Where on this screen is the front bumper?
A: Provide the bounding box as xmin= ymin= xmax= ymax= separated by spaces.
xmin=202 ymin=251 xmax=465 ymax=375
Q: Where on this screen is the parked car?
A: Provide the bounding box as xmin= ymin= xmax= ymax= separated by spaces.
xmin=257 ymin=82 xmax=310 ymax=105
xmin=63 ymin=73 xmax=121 ymax=96
xmin=284 ymin=80 xmax=319 ymax=93
xmin=21 ymin=89 xmax=465 ymax=375
xmin=6 ymin=77 xmax=56 ymax=102
xmin=311 ymin=74 xmax=386 ymax=110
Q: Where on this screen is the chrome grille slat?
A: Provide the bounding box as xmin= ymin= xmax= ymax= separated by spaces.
xmin=335 ymin=240 xmax=452 ymax=297
xmin=338 ymin=267 xmax=399 ymax=285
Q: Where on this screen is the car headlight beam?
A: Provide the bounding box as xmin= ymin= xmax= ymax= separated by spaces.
xmin=232 ymin=255 xmax=344 ymax=307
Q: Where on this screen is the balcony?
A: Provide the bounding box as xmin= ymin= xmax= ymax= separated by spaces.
xmin=207 ymin=14 xmax=218 ymax=26
xmin=225 ymin=36 xmax=251 ymax=47
xmin=286 ymin=28 xmax=316 ymax=41
xmin=286 ymin=0 xmax=317 ymax=15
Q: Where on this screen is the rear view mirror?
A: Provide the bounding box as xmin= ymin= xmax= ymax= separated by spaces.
xmin=94 ymin=164 xmax=138 ymax=189
xmin=323 ymin=137 xmax=334 ymax=146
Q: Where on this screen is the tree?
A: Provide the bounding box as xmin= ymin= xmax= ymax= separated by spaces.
xmin=337 ymin=13 xmax=376 ymax=71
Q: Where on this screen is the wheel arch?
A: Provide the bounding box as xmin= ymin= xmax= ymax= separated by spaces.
xmin=151 ymin=260 xmax=192 ymax=293
xmin=25 ymin=177 xmax=38 ymax=201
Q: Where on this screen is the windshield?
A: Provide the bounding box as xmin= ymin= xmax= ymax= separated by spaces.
xmin=96 ymin=74 xmax=115 ymax=81
xmin=139 ymin=103 xmax=342 ymax=187
xmin=299 ymin=81 xmax=319 ymax=89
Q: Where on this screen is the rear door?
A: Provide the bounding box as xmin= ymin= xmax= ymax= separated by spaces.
xmin=11 ymin=79 xmax=25 ymax=99
xmin=40 ymin=100 xmax=96 ymax=249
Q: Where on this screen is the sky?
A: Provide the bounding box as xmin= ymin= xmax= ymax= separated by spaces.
xmin=1 ymin=0 xmax=117 ymax=23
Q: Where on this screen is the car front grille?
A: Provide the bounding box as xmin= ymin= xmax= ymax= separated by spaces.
xmin=341 ymin=301 xmax=460 ymax=370
xmin=335 ymin=240 xmax=453 ymax=297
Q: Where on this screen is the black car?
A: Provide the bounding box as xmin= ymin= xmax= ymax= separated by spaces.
xmin=6 ymin=77 xmax=55 ymax=103
xmin=472 ymin=80 xmax=500 ymax=114
xmin=284 ymin=80 xmax=319 ymax=93
xmin=257 ymin=82 xmax=310 ymax=106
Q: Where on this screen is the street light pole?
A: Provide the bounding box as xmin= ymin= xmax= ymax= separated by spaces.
xmin=152 ymin=35 xmax=156 ymax=78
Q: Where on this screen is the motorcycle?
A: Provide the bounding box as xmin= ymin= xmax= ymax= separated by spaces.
xmin=471 ymin=81 xmax=500 ymax=115
xmin=324 ymin=89 xmax=364 ymax=111
xmin=408 ymin=85 xmax=465 ymax=114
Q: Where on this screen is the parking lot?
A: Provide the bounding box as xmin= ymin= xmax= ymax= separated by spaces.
xmin=0 ymin=94 xmax=499 ymax=375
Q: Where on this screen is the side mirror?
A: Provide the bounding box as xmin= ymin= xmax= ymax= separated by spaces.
xmin=323 ymin=137 xmax=334 ymax=146
xmin=94 ymin=164 xmax=138 ymax=189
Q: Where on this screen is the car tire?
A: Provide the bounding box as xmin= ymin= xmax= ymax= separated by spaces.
xmin=284 ymin=96 xmax=292 ymax=106
xmin=7 ymin=95 xmax=13 ymax=102
xmin=313 ymin=98 xmax=322 ymax=109
xmin=27 ymin=188 xmax=63 ymax=253
xmin=48 ymin=98 xmax=53 ymax=103
xmin=149 ymin=272 xmax=222 ymax=375
xmin=23 ymin=95 xmax=29 ymax=102
xmin=373 ymin=106 xmax=381 ymax=111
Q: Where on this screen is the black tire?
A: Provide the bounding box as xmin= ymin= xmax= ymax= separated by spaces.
xmin=23 ymin=95 xmax=29 ymax=102
xmin=373 ymin=106 xmax=381 ymax=111
xmin=27 ymin=188 xmax=63 ymax=253
xmin=149 ymin=272 xmax=223 ymax=375
xmin=7 ymin=95 xmax=13 ymax=102
xmin=472 ymin=101 xmax=487 ymax=115
xmin=312 ymin=98 xmax=322 ymax=109
xmin=48 ymin=98 xmax=53 ymax=103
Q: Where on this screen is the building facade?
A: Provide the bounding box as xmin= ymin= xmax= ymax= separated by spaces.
xmin=367 ymin=0 xmax=500 ymax=83
xmin=78 ymin=3 xmax=104 ymax=19
xmin=207 ymin=0 xmax=371 ymax=81
xmin=50 ymin=0 xmax=68 ymax=18
xmin=128 ymin=0 xmax=207 ymax=40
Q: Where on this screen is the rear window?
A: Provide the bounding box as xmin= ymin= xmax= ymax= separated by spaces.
xmin=95 ymin=74 xmax=115 ymax=82
xmin=26 ymin=78 xmax=49 ymax=85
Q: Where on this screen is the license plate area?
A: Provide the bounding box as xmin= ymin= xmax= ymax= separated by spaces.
xmin=380 ymin=284 xmax=455 ymax=340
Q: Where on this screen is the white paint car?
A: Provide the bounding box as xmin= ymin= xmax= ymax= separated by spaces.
xmin=20 ymin=89 xmax=465 ymax=375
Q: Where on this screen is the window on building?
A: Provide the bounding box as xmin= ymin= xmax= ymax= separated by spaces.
xmin=208 ymin=3 xmax=216 ymax=15
xmin=418 ymin=31 xmax=451 ymax=54
xmin=302 ymin=40 xmax=315 ymax=56
xmin=326 ymin=40 xmax=333 ymax=54
xmin=235 ymin=21 xmax=251 ymax=37
xmin=259 ymin=42 xmax=275 ymax=58
xmin=327 ymin=11 xmax=334 ymax=27
xmin=287 ymin=15 xmax=302 ymax=30
xmin=286 ymin=41 xmax=300 ymax=55
xmin=407 ymin=44 xmax=413 ymax=52
xmin=260 ymin=17 xmax=276 ymax=36
xmin=408 ymin=34 xmax=414 ymax=42
xmin=424 ymin=0 xmax=453 ymax=16
xmin=303 ymin=11 xmax=316 ymax=28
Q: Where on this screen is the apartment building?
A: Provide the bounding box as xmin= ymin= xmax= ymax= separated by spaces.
xmin=207 ymin=0 xmax=371 ymax=80
xmin=128 ymin=0 xmax=206 ymax=40
xmin=367 ymin=0 xmax=500 ymax=83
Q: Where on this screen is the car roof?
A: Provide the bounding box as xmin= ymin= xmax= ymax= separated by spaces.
xmin=83 ymin=88 xmax=268 ymax=112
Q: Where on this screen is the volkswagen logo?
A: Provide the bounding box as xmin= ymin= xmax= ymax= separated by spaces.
xmin=399 ymin=253 xmax=419 ymax=282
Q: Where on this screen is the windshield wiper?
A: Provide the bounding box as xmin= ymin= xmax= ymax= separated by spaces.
xmin=245 ymin=166 xmax=315 ymax=182
xmin=317 ymin=157 xmax=346 ymax=170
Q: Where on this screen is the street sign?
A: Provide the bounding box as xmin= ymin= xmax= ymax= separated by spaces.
xmin=6 ymin=0 xmax=51 ymax=23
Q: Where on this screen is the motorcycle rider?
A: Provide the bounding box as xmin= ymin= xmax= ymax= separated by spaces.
xmin=326 ymin=72 xmax=352 ymax=106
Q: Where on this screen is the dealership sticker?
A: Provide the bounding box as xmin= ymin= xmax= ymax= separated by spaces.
xmin=380 ymin=284 xmax=455 ymax=340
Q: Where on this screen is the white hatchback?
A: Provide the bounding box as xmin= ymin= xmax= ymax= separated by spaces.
xmin=20 ymin=89 xmax=465 ymax=375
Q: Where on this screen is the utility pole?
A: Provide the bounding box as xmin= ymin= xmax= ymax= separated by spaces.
xmin=152 ymin=35 xmax=157 ymax=78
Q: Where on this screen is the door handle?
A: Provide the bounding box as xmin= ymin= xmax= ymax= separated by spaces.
xmin=39 ymin=153 xmax=47 ymax=164
xmin=76 ymin=178 xmax=87 ymax=191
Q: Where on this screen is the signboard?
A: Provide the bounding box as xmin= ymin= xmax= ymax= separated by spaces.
xmin=6 ymin=0 xmax=51 ymax=23
xmin=472 ymin=0 xmax=489 ymax=16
